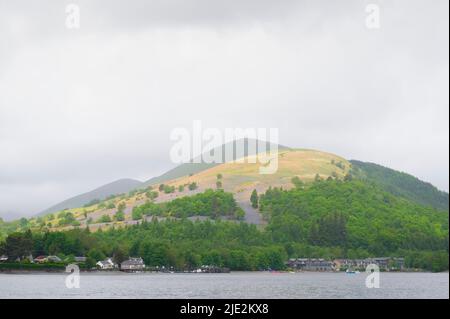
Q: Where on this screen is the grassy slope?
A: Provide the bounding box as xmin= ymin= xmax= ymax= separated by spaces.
xmin=141 ymin=138 xmax=291 ymax=188
xmin=29 ymin=149 xmax=350 ymax=231
xmin=11 ymin=149 xmax=447 ymax=235
xmin=36 ymin=139 xmax=289 ymax=217
xmin=160 ymin=149 xmax=351 ymax=202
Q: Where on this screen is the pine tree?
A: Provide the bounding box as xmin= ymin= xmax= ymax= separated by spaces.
xmin=250 ymin=189 xmax=259 ymax=209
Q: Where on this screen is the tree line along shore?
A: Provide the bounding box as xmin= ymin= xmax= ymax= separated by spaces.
xmin=1 ymin=179 xmax=448 ymax=272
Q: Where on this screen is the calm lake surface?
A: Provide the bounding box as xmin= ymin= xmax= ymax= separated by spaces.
xmin=0 ymin=272 xmax=448 ymax=299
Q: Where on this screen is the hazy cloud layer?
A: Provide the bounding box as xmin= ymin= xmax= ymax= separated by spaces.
xmin=0 ymin=0 xmax=448 ymax=219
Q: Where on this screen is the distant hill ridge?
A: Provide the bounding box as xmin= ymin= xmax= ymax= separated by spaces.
xmin=36 ymin=139 xmax=289 ymax=216
xmin=35 ymin=140 xmax=448 ymax=216
xmin=37 ymin=178 xmax=143 ymax=216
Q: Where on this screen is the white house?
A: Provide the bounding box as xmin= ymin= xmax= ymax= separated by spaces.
xmin=96 ymin=258 xmax=116 ymax=270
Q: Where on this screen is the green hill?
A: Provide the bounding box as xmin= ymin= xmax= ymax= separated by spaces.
xmin=350 ymin=160 xmax=449 ymax=211
xmin=2 ymin=178 xmax=448 ymax=271
xmin=260 ymin=179 xmax=449 ymax=271
xmin=27 ymin=148 xmax=448 ymax=235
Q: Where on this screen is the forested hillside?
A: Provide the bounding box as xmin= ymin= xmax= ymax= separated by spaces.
xmin=1 ymin=179 xmax=448 ymax=271
xmin=351 ymin=160 xmax=449 ymax=211
xmin=259 ymin=179 xmax=448 ymax=271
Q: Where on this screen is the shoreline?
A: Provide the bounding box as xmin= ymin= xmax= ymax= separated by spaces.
xmin=0 ymin=269 xmax=444 ymax=275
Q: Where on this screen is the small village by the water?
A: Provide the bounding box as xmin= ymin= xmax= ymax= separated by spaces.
xmin=0 ymin=253 xmax=406 ymax=273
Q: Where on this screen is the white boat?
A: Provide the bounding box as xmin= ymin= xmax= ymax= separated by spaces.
xmin=346 ymin=269 xmax=360 ymax=274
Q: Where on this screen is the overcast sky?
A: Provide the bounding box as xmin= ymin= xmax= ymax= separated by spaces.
xmin=0 ymin=0 xmax=448 ymax=219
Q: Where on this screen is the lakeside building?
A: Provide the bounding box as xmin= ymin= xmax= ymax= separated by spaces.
xmin=286 ymin=258 xmax=334 ymax=271
xmin=96 ymin=258 xmax=116 ymax=270
xmin=47 ymin=255 xmax=62 ymax=263
xmin=74 ymin=256 xmax=87 ymax=263
xmin=120 ymin=257 xmax=145 ymax=271
xmin=334 ymin=257 xmax=404 ymax=271
xmin=31 ymin=255 xmax=64 ymax=264
xmin=34 ymin=256 xmax=48 ymax=263
xmin=287 ymin=257 xmax=405 ymax=271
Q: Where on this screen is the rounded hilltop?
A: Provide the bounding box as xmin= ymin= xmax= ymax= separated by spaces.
xmin=159 ymin=149 xmax=352 ymax=202
xmin=31 ymin=149 xmax=353 ymax=232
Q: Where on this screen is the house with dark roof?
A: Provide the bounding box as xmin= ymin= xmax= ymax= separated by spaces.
xmin=286 ymin=258 xmax=335 ymax=271
xmin=47 ymin=255 xmax=62 ymax=263
xmin=334 ymin=257 xmax=405 ymax=271
xmin=120 ymin=257 xmax=145 ymax=272
xmin=74 ymin=256 xmax=87 ymax=263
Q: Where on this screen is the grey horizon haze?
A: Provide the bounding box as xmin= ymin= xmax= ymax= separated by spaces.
xmin=0 ymin=0 xmax=448 ymax=219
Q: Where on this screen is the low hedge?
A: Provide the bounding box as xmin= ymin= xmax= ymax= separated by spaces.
xmin=0 ymin=262 xmax=66 ymax=271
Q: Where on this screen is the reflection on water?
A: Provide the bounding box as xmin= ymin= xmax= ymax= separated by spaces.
xmin=0 ymin=272 xmax=448 ymax=299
